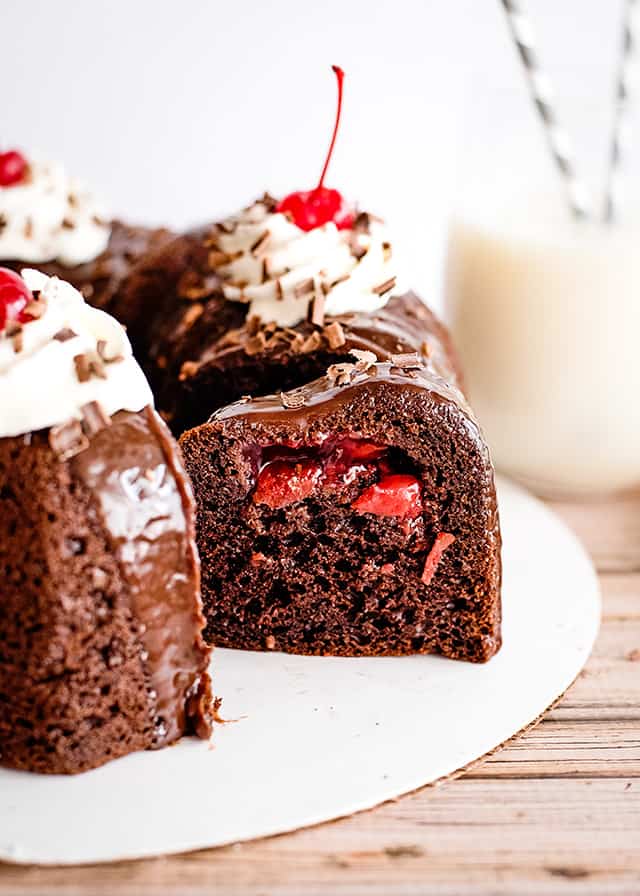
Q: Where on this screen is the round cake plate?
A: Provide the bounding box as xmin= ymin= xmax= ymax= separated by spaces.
xmin=0 ymin=476 xmax=600 ymax=866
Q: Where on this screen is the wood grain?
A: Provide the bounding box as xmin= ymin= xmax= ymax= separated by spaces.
xmin=1 ymin=489 xmax=639 ymax=896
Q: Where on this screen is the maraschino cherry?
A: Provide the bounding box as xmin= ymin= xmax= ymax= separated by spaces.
xmin=0 ymin=150 xmax=28 ymax=187
xmin=277 ymin=65 xmax=354 ymax=232
xmin=0 ymin=268 xmax=35 ymax=331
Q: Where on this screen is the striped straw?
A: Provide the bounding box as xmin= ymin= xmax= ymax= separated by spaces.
xmin=603 ymin=0 xmax=639 ymax=223
xmin=500 ymin=0 xmax=590 ymax=219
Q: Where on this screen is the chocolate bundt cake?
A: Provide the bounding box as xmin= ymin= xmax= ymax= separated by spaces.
xmin=0 ymin=150 xmax=171 ymax=321
xmin=0 ymin=269 xmax=212 ymax=774
xmin=114 ymin=197 xmax=461 ymax=433
xmin=180 ymin=356 xmax=501 ymax=661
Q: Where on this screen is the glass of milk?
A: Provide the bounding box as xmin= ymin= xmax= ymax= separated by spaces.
xmin=445 ymin=179 xmax=640 ymax=497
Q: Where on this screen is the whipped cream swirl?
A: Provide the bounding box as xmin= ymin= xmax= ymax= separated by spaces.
xmin=0 ymin=270 xmax=152 ymax=438
xmin=0 ymin=159 xmax=111 ymax=266
xmin=213 ymin=199 xmax=400 ymax=328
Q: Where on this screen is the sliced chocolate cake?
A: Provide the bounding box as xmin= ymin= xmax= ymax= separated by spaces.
xmin=0 ymin=269 xmax=212 ymax=774
xmin=180 ymin=355 xmax=501 ymax=662
xmin=0 ymin=149 xmax=172 ymax=322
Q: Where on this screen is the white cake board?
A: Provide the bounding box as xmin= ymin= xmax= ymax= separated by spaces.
xmin=0 ymin=477 xmax=600 ymax=866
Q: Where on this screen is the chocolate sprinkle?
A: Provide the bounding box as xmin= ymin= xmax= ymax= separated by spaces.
xmin=390 ymin=351 xmax=423 ymax=370
xmin=372 ymin=276 xmax=397 ymax=296
xmin=309 ymin=288 xmax=325 ymax=327
xmin=250 ymin=230 xmax=270 ymax=255
xmin=53 ymin=328 xmax=77 ymax=343
xmin=48 ymin=419 xmax=89 ymax=462
xmin=350 ymin=349 xmax=377 ymax=372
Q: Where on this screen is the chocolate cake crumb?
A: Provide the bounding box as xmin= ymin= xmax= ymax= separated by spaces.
xmin=81 ymin=401 xmax=112 ymax=436
xmin=48 ymin=419 xmax=89 ymax=461
xmin=54 ymin=327 xmax=77 ymax=343
xmin=179 ymin=361 xmax=199 ymax=381
xmin=265 ymin=635 xmax=276 ymax=650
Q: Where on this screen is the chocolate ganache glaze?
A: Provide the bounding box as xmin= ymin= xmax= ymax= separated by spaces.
xmin=71 ymin=407 xmax=212 ymax=745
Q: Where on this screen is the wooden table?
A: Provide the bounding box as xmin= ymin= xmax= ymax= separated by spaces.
xmin=2 ymin=490 xmax=639 ymax=895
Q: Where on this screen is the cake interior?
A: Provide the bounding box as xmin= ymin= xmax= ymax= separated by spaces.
xmin=190 ymin=424 xmax=497 ymax=660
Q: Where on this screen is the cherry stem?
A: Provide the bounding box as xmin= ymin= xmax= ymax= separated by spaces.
xmin=316 ymin=65 xmax=345 ymax=192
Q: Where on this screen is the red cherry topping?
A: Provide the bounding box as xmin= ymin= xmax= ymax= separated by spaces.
xmin=277 ymin=66 xmax=354 ymax=232
xmin=0 ymin=267 xmax=35 ymax=331
xmin=421 ymin=532 xmax=456 ymax=585
xmin=351 ymin=474 xmax=423 ymax=519
xmin=253 ymin=459 xmax=323 ymax=509
xmin=0 ymin=150 xmax=28 ymax=187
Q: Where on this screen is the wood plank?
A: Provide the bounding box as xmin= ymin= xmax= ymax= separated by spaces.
xmin=1 ymin=779 xmax=638 ymax=895
xmin=547 ymin=488 xmax=640 ymax=574
xmin=468 ymin=718 xmax=640 ymax=779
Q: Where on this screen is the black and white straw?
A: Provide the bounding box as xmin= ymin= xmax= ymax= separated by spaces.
xmin=604 ymin=0 xmax=639 ymax=223
xmin=500 ymin=0 xmax=590 ymax=219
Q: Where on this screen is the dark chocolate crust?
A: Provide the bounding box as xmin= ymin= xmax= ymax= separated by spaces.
xmin=180 ymin=363 xmax=501 ymax=662
xmin=2 ymin=220 xmax=173 ymax=324
xmin=0 ymin=407 xmax=212 ymax=775
xmin=111 ymin=226 xmax=464 ymax=434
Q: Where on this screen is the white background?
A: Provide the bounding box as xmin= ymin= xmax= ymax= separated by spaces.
xmin=1 ymin=1 xmax=628 ymax=303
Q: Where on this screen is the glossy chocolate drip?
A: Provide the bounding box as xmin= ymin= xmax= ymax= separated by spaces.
xmin=71 ymin=406 xmax=212 ymax=746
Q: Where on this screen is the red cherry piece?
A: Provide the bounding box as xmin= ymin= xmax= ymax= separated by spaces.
xmin=341 ymin=439 xmax=386 ymax=462
xmin=253 ymin=459 xmax=323 ymax=509
xmin=421 ymin=533 xmax=456 ymax=586
xmin=0 ymin=267 xmax=34 ymax=331
xmin=0 ymin=150 xmax=27 ymax=187
xmin=276 ymin=66 xmax=353 ymax=232
xmin=351 ymin=474 xmax=423 ymax=519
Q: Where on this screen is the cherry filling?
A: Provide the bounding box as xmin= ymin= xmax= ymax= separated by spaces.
xmin=251 ymin=437 xmax=423 ymax=519
xmin=0 ymin=267 xmax=35 ymax=331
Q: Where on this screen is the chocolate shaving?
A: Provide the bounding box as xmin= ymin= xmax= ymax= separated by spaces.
xmin=261 ymin=257 xmax=269 ymax=283
xmin=80 ymin=400 xmax=112 ymax=437
xmin=54 ymin=327 xmax=77 ymax=343
xmin=245 ymin=331 xmax=268 ymax=356
xmin=382 ymin=241 xmax=392 ymax=262
xmin=309 ymin=288 xmax=325 ymax=327
xmin=74 ymin=351 xmax=106 ymax=383
xmin=372 ymin=276 xmax=397 ymax=296
xmin=390 ymin=351 xmax=423 ymax=370
xmin=61 ymin=218 xmax=75 ymax=229
xmin=294 ymin=277 xmax=315 ymax=299
xmin=275 ymin=278 xmax=284 ymax=301
xmin=328 ymin=273 xmax=350 ymax=289
xmin=49 ymin=419 xmax=89 ymax=462
xmin=250 ymin=230 xmax=270 ymax=255
xmin=323 ymin=321 xmax=346 ymax=349
xmin=261 ymin=192 xmax=278 ymax=213
xmin=179 ymin=360 xmax=199 ymax=381
xmin=177 ymin=269 xmax=219 ymax=301
xmin=280 ymin=389 xmax=307 ymax=409
xmin=300 ymin=331 xmax=322 ymax=354
xmin=350 ymin=349 xmax=377 ymax=372
xmin=264 ymin=635 xmax=276 ymax=650
xmin=245 ymin=315 xmax=262 ymax=337
xmin=288 ymin=332 xmax=306 ymax=353
xmin=0 ymin=214 xmax=6 ymax=234
xmin=96 ymin=338 xmax=124 ymax=364
xmin=67 ymin=192 xmax=78 ymax=208
xmin=23 ymin=298 xmax=46 ymax=319
xmin=326 ymin=362 xmax=356 ymax=387
xmin=23 ymin=218 xmax=33 ymax=239
xmin=9 ymin=323 xmax=24 ymax=353
xmin=420 ymin=340 xmax=432 ymax=358
xmin=352 ymin=211 xmax=371 ymax=233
